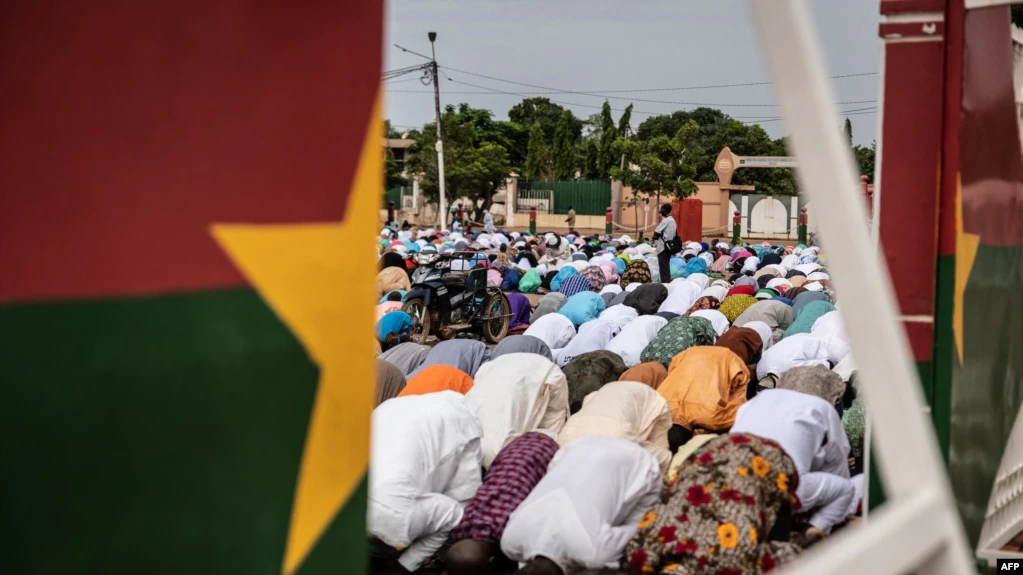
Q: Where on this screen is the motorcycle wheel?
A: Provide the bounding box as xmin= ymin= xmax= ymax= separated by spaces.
xmin=401 ymin=298 xmax=431 ymax=345
xmin=481 ymin=291 xmax=511 ymax=344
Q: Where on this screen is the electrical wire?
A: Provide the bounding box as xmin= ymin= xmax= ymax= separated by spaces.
xmin=436 ymin=64 xmax=875 ymax=103
xmin=409 ymin=71 xmax=876 ymax=123
xmin=395 ymin=75 xmax=874 ymax=107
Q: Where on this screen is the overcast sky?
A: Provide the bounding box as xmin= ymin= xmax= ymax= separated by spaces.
xmin=384 ymin=0 xmax=880 ymax=146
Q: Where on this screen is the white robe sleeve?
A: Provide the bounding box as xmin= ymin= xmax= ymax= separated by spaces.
xmin=797 ymin=472 xmax=856 ymax=534
xmin=399 ymin=493 xmax=464 ymax=571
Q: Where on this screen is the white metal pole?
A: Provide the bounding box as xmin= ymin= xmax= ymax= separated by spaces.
xmin=436 ymin=139 xmax=446 ymax=231
xmin=748 ymin=1 xmax=974 ymax=573
xmin=429 ymin=33 xmax=447 ymax=232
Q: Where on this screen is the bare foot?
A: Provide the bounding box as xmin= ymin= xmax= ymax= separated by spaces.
xmin=798 ymin=527 xmax=827 ymax=548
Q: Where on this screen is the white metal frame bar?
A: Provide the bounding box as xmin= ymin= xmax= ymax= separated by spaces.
xmin=748 ymin=2 xmax=975 ymax=573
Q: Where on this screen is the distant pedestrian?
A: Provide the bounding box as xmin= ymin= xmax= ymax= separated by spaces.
xmin=483 ymin=209 xmax=496 ymax=234
xmin=565 ymin=205 xmax=576 ymax=233
xmin=653 ymin=203 xmax=678 ymax=283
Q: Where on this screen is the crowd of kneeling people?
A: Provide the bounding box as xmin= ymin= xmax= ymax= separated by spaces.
xmin=372 ymin=226 xmax=863 ymax=575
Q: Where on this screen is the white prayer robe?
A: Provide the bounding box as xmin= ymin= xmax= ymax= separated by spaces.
xmin=556 ymin=319 xmax=621 ymax=367
xmin=689 ymin=309 xmax=730 ymax=336
xmin=730 ymin=389 xmax=855 ymax=533
xmin=812 ymin=311 xmax=852 ymax=364
xmin=742 ymin=320 xmax=775 ymax=351
xmin=599 ymin=304 xmax=639 ymax=331
xmin=605 ymin=315 xmax=669 ymax=367
xmin=368 ymin=392 xmax=484 ymax=570
xmin=524 ymin=313 xmax=577 ymax=351
xmin=658 ymin=280 xmax=700 ymax=315
xmin=699 ymin=285 xmax=728 ymax=303
xmin=755 ymin=333 xmax=831 ymax=380
xmin=500 ymin=437 xmax=663 ymax=572
xmin=467 ymin=353 xmax=570 ymax=468
xmin=557 ymin=381 xmax=673 ymax=472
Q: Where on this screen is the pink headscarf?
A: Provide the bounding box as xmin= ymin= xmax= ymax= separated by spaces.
xmin=599 ymin=261 xmax=620 ymax=284
xmin=711 ymin=255 xmax=730 ymax=273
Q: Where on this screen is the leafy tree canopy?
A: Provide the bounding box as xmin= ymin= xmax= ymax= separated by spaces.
xmin=508 ymin=98 xmax=584 ymax=145
xmin=523 ymin=122 xmax=549 ymax=180
xmin=610 ymin=120 xmax=701 ymax=200
xmin=406 ymin=103 xmax=512 ymax=221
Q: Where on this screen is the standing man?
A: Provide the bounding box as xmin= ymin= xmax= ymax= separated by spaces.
xmin=565 ymin=205 xmax=576 ymax=234
xmin=652 ymin=203 xmax=677 ymax=283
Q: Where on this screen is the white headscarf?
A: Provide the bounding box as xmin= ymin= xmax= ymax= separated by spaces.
xmin=599 ymin=304 xmax=639 ymax=331
xmin=687 ymin=273 xmax=710 ymax=290
xmin=741 ymin=256 xmax=761 ymax=274
xmin=605 ymin=315 xmax=669 ymax=367
xmin=689 ymin=309 xmax=730 ymax=336
xmin=523 ymin=313 xmax=577 ymax=350
xmin=700 ymin=285 xmax=728 ymax=303
xmin=467 ymin=353 xmax=570 ymax=467
xmin=600 ymin=284 xmax=623 ymax=296
xmin=743 ymin=320 xmax=775 ymax=351
xmin=755 ymin=333 xmax=831 ymax=380
xmin=556 ymin=318 xmax=621 ymax=367
xmin=658 ymin=279 xmax=701 ymax=315
xmin=557 ymin=381 xmax=673 ymax=472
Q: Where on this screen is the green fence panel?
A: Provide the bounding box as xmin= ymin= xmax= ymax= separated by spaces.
xmin=521 ymin=180 xmax=611 ymax=216
xmin=383 ymin=186 xmax=402 ymax=208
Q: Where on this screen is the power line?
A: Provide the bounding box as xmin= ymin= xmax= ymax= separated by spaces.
xmin=395 ymin=76 xmax=874 ymax=107
xmin=382 ymin=62 xmax=430 ymax=81
xmin=429 ymin=70 xmax=877 ymax=123
xmin=438 ymin=64 xmax=876 ymax=99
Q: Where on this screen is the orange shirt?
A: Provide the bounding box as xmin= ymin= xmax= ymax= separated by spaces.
xmin=399 ymin=365 xmax=474 ymax=397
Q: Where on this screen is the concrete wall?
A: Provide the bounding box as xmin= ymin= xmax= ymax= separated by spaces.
xmin=614 ymin=182 xmax=731 ymax=236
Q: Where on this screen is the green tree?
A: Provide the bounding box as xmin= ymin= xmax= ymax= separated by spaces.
xmin=406 ymin=103 xmax=513 ymax=221
xmin=552 ymin=111 xmax=576 ymax=180
xmin=610 ymin=120 xmax=701 ymax=206
xmin=508 ymin=98 xmax=584 ymax=145
xmin=597 ymin=101 xmax=618 ymax=178
xmin=383 ymin=119 xmax=403 ymax=139
xmin=583 ymin=140 xmax=600 ymax=179
xmin=384 ymin=148 xmax=407 ymax=190
xmin=843 ymin=117 xmax=853 ymax=147
xmin=854 ymin=140 xmax=876 ymax=183
xmin=617 ymin=104 xmax=634 ymax=138
xmin=1013 ymin=5 xmax=1023 ymax=27
xmin=524 ymin=122 xmax=549 ymax=180
xmin=635 ymin=108 xmax=730 ymax=141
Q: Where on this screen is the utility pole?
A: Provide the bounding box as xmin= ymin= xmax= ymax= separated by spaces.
xmin=428 ymin=32 xmax=447 ymax=231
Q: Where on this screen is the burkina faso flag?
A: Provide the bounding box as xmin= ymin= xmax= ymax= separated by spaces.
xmin=944 ymin=6 xmax=1023 ymax=544
xmin=0 ymin=2 xmax=381 ymax=574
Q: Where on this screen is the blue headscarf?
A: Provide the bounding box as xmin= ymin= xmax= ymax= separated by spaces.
xmin=684 ymin=257 xmax=708 ymax=277
xmin=550 ymin=266 xmax=579 ymax=292
xmin=378 ymin=290 xmax=407 ymax=304
xmin=501 ymin=269 xmax=522 ymax=291
xmin=376 ymin=311 xmax=413 ymax=341
xmin=669 ymin=257 xmax=686 ymax=279
xmin=558 ymin=291 xmax=607 ymax=326
xmin=612 ymin=257 xmax=628 ymax=275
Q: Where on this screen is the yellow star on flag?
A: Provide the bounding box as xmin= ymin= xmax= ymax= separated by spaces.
xmin=211 ymin=97 xmax=381 ymax=575
xmin=953 ymin=174 xmax=980 ymax=365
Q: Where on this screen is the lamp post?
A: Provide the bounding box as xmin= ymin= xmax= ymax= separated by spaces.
xmin=428 ymin=32 xmax=447 ymax=231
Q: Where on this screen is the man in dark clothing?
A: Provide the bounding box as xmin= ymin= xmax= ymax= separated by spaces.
xmin=652 ymin=203 xmax=677 ymax=283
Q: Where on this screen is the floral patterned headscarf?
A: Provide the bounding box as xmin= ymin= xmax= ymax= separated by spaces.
xmin=625 ymin=433 xmax=802 ymax=575
xmin=719 ymin=295 xmax=758 ymax=323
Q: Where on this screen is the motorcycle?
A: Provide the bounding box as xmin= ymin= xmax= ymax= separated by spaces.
xmin=401 ymin=252 xmax=511 ymax=344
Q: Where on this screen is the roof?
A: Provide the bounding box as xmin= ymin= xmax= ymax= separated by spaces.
xmin=383 ymin=138 xmax=416 ymax=149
